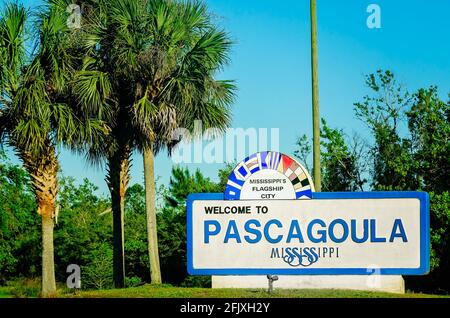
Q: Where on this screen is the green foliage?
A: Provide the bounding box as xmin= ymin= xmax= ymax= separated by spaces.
xmin=54 ymin=177 xmax=112 ymax=284
xmin=61 ymin=284 xmax=450 ymax=298
xmin=82 ymin=242 xmax=114 ymax=290
xmin=429 ymin=192 xmax=450 ymax=273
xmin=0 ymin=2 xmax=107 ymax=158
xmin=166 ymin=166 xmax=223 ymax=204
xmin=158 ymin=166 xmax=230 ymax=286
xmin=70 ymin=0 xmax=236 ymax=161
xmin=5 ymin=278 xmax=41 ymax=298
xmin=407 ymin=87 xmax=450 ymax=192
xmin=55 ymin=179 xmax=157 ymax=290
xmin=1 ymin=1 xmax=109 ymax=295
xmin=351 ymin=71 xmax=450 ymax=293
xmin=294 ymin=135 xmax=312 ymax=173
xmin=180 ymin=275 xmax=211 ymax=288
xmin=59 ymin=0 xmax=236 ymax=287
xmin=0 ymin=154 xmax=39 ymax=284
xmin=354 ymin=70 xmax=419 ymax=191
xmin=320 ymin=119 xmax=366 ymax=191
xmin=351 ymin=70 xmax=450 ymax=293
xmin=216 ymin=163 xmax=235 ymax=191
xmin=125 ymin=276 xmax=143 ymax=288
xmin=294 ymin=123 xmax=366 ymax=192
xmin=408 ymin=192 xmax=450 ymax=294
xmin=0 ymin=161 xmax=231 ymax=290
xmin=294 ymin=70 xmax=449 ymax=294
xmin=157 ymin=205 xmax=187 ymax=285
xmin=124 ymin=184 xmax=150 ymax=282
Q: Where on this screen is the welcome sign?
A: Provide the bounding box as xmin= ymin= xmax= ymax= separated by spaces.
xmin=187 ymin=152 xmax=430 ymax=276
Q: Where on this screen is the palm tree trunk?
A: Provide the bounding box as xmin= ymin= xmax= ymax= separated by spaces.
xmin=107 ymin=147 xmax=130 ymax=288
xmin=41 ymin=211 xmax=56 ymax=295
xmin=21 ymin=147 xmax=59 ymax=296
xmin=143 ymin=147 xmax=162 ymax=284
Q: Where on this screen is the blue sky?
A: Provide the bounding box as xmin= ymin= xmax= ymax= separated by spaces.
xmin=3 ymin=0 xmax=450 ymax=195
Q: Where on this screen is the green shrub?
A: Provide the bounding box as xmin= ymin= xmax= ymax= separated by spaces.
xmin=0 ymin=156 xmax=40 ymax=284
xmin=125 ymin=276 xmax=143 ymax=288
xmin=406 ymin=192 xmax=450 ymax=294
xmin=6 ymin=278 xmax=40 ymax=298
xmin=81 ymin=243 xmax=114 ymax=290
xmin=180 ymin=276 xmax=211 ymax=288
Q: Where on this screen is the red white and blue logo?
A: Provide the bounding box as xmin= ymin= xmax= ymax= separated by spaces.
xmin=224 ymin=151 xmax=315 ymax=200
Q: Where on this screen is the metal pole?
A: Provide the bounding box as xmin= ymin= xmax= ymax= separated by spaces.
xmin=310 ymin=0 xmax=321 ymax=191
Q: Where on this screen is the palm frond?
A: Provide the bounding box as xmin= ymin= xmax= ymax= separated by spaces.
xmin=0 ymin=3 xmax=28 ymax=94
xmin=179 ymin=28 xmax=232 ymax=76
xmin=32 ymin=2 xmax=78 ymax=92
xmin=11 ymin=117 xmax=50 ymax=155
xmin=72 ymin=68 xmax=112 ymax=115
xmin=0 ymin=109 xmax=7 ymax=147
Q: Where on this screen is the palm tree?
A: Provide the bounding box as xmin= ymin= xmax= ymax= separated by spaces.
xmin=139 ymin=0 xmax=235 ymax=284
xmin=72 ymin=0 xmax=235 ymax=286
xmin=0 ymin=2 xmax=106 ymax=295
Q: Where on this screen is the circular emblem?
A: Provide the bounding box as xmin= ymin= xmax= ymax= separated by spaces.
xmin=224 ymin=151 xmax=315 ymax=200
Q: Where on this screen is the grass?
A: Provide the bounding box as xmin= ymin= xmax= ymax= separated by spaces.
xmin=1 ymin=281 xmax=448 ymax=298
xmin=63 ymin=284 xmax=450 ymax=298
xmin=0 ymin=279 xmax=41 ymax=298
xmin=0 ymin=287 xmax=12 ymax=298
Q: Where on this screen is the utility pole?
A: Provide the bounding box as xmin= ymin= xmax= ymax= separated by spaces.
xmin=310 ymin=0 xmax=321 ymax=191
